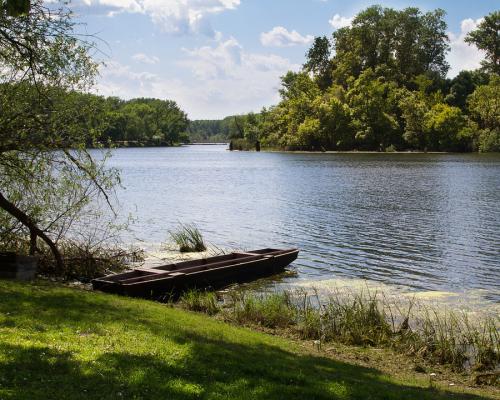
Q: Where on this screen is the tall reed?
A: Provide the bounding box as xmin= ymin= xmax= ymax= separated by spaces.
xmin=169 ymin=223 xmax=206 ymax=252
xmin=179 ymin=287 xmax=499 ymax=373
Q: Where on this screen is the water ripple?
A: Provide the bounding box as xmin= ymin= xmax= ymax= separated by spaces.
xmin=103 ymin=146 xmax=500 ymax=302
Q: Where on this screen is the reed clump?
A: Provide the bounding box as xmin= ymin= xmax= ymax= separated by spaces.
xmin=228 ymin=291 xmax=296 ymax=329
xmin=169 ymin=223 xmax=207 ymax=253
xmin=179 ymin=290 xmax=219 ymax=315
xmin=178 ymin=287 xmax=499 ymax=374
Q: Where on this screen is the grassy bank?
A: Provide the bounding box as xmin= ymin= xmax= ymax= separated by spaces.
xmin=186 ymin=289 xmax=499 ymax=374
xmin=0 ymin=280 xmax=498 ymax=399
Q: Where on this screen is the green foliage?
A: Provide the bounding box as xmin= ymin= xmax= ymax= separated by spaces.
xmin=229 ymin=138 xmax=255 ymax=151
xmin=303 ymin=36 xmax=333 ymax=89
xmin=220 ymin=288 xmax=499 ymax=373
xmin=2 ymin=0 xmax=29 ymax=16
xmin=467 ymin=75 xmax=500 ymax=152
xmin=0 ymin=0 xmax=126 ymax=274
xmin=229 ymin=291 xmax=296 ymax=329
xmin=445 ymin=70 xmax=490 ymax=110
xmin=477 ymin=129 xmax=500 ymax=153
xmin=100 ymin=97 xmax=188 ymax=145
xmin=465 ymin=11 xmax=500 ymax=74
xmin=239 ymin=5 xmax=498 ymax=153
xmin=332 ymin=6 xmax=449 ymax=85
xmin=399 ymin=89 xmax=429 ymax=149
xmin=423 ymin=104 xmax=470 ymax=151
xmin=347 ymin=69 xmax=400 ymax=150
xmin=180 ymin=290 xmax=219 ymax=315
xmin=467 ymin=75 xmax=500 ymax=131
xmin=187 ymin=114 xmax=254 ymax=143
xmin=169 ymin=223 xmax=206 ymax=253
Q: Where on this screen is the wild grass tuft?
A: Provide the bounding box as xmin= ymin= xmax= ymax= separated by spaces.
xmin=179 ymin=290 xmax=219 ymax=315
xmin=169 ymin=223 xmax=206 ymax=253
xmin=228 ymin=291 xmax=295 ymax=329
xmin=186 ymin=287 xmax=499 ymax=374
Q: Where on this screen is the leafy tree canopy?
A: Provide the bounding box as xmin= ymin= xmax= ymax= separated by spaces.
xmin=224 ymin=5 xmax=499 ymax=154
xmin=465 ymin=11 xmax=500 ymax=74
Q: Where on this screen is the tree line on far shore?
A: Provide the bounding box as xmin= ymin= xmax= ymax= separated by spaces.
xmin=5 ymin=6 xmax=496 ymax=152
xmin=195 ymin=7 xmax=500 ymax=153
xmin=98 ymin=97 xmax=188 ymax=146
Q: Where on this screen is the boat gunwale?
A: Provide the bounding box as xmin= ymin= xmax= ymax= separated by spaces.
xmin=118 ymin=254 xmax=265 ymax=284
xmin=117 ymin=248 xmax=298 ymax=287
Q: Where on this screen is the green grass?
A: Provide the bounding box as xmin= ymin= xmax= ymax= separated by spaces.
xmin=169 ymin=223 xmax=207 ymax=253
xmin=0 ymin=280 xmax=495 ymax=400
xmin=218 ymin=289 xmax=499 ymax=372
xmin=179 ymin=290 xmax=219 ymax=315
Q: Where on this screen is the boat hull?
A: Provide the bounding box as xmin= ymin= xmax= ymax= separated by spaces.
xmin=92 ymin=248 xmax=298 ymax=299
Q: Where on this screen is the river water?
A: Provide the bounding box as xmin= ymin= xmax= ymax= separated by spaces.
xmin=106 ymin=145 xmax=500 ymax=303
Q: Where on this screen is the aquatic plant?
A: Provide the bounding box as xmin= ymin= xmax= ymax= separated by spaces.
xmin=169 ymin=223 xmax=207 ymax=253
xmin=182 ymin=287 xmax=500 ymax=374
xmin=228 ymin=291 xmax=295 ymax=329
xmin=179 ymin=290 xmax=219 ymax=315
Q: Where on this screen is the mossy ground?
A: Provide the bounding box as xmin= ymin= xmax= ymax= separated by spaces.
xmin=0 ymin=280 xmax=497 ymax=399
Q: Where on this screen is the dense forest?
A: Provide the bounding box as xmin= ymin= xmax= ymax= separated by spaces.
xmin=195 ymin=7 xmax=499 ymax=152
xmin=186 ymin=117 xmax=245 ymax=143
xmin=98 ymin=97 xmax=189 ymax=146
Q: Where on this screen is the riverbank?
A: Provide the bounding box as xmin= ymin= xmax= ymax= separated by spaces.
xmin=0 ymin=280 xmax=497 ymax=399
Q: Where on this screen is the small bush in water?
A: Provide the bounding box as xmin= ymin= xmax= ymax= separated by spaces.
xmin=169 ymin=223 xmax=206 ymax=253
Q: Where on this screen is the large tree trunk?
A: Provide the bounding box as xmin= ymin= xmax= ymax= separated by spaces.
xmin=0 ymin=191 xmax=64 ymax=274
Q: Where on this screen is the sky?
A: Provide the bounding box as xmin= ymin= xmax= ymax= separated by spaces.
xmin=66 ymin=0 xmax=499 ymax=119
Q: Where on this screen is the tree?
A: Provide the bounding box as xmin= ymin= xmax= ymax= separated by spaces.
xmin=423 ymin=104 xmax=470 ymax=151
xmin=445 ymin=70 xmax=490 ymax=110
xmin=0 ymin=1 xmax=116 ymax=273
xmin=399 ymin=90 xmax=429 ymax=149
xmin=467 ymin=75 xmax=500 ymax=152
xmin=346 ymin=69 xmax=400 ymax=150
xmin=303 ymin=36 xmax=333 ymax=89
xmin=331 ymin=6 xmax=449 ymax=86
xmin=465 ymin=11 xmax=500 ymax=74
xmin=2 ymin=0 xmax=30 ymax=17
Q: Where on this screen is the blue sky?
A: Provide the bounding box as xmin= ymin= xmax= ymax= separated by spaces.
xmin=68 ymin=0 xmax=499 ymax=119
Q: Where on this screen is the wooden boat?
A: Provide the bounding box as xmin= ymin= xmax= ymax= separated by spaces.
xmin=92 ymin=248 xmax=299 ymax=299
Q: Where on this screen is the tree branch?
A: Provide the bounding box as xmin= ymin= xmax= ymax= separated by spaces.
xmin=0 ymin=190 xmax=64 ymax=273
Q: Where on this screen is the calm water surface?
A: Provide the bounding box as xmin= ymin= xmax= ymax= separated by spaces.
xmin=107 ymin=146 xmax=500 ymax=301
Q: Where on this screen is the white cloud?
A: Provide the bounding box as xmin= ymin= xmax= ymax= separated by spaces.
xmin=96 ymin=61 xmax=160 ymax=96
xmin=179 ymin=38 xmax=299 ymax=114
xmin=132 ymin=53 xmax=160 ymax=64
xmin=76 ymin=0 xmax=240 ymax=37
xmin=447 ymin=18 xmax=485 ymax=77
xmin=328 ymin=14 xmax=352 ymax=30
xmin=95 ymin=38 xmax=299 ymax=119
xmin=260 ymin=26 xmax=313 ymax=47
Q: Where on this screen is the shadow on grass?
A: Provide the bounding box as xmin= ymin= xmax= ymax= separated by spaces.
xmin=0 ymin=281 xmax=492 ymax=400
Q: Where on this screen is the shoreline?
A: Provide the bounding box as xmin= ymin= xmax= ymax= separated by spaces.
xmin=1 ymin=279 xmax=498 ymax=397
xmin=137 ymin=246 xmax=500 ymax=315
xmin=102 ymin=143 xmax=498 ymax=154
xmin=259 ymin=149 xmax=454 ymax=154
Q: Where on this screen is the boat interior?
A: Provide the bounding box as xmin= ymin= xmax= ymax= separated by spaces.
xmin=97 ymin=248 xmax=294 ymax=285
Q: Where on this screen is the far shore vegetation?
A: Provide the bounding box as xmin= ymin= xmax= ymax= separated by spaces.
xmin=190 ymin=8 xmax=499 ymax=153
